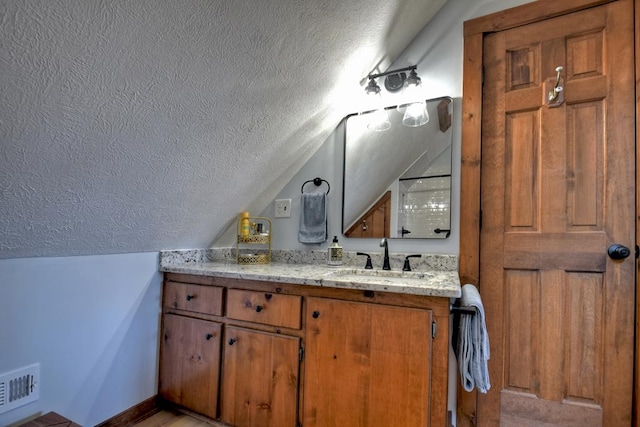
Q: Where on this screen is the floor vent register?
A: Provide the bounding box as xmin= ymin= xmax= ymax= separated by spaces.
xmin=0 ymin=363 xmax=39 ymax=414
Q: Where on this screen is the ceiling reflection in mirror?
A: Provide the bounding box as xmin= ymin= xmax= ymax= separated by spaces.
xmin=343 ymin=97 xmax=453 ymax=239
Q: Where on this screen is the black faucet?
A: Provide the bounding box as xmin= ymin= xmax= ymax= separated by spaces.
xmin=403 ymin=254 xmax=422 ymax=271
xmin=380 ymin=238 xmax=391 ymax=270
xmin=356 ymin=252 xmax=373 ymax=269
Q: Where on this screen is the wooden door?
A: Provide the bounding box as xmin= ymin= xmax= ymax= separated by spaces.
xmin=159 ymin=314 xmax=221 ymax=419
xmin=344 ymin=191 xmax=391 ymax=238
xmin=479 ymin=1 xmax=635 ymax=425
xmin=303 ymin=297 xmax=432 ymax=427
xmin=221 ymin=326 xmax=300 ymax=427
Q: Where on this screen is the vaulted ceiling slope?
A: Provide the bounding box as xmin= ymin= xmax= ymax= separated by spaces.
xmin=0 ymin=0 xmax=447 ymax=259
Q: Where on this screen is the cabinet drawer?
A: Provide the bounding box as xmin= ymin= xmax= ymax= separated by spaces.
xmin=227 ymin=289 xmax=302 ymax=329
xmin=164 ymin=281 xmax=223 ymax=316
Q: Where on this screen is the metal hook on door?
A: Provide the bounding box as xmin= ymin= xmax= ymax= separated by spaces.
xmin=544 ymin=66 xmax=564 ymax=108
xmin=548 ymin=66 xmax=563 ymax=102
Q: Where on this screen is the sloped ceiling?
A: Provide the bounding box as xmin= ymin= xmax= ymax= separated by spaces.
xmin=0 ymin=0 xmax=447 ymax=259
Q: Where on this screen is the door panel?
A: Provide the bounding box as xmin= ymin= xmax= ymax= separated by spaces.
xmin=479 ymin=1 xmax=635 ymax=425
xmin=505 ymin=111 xmax=539 ymax=229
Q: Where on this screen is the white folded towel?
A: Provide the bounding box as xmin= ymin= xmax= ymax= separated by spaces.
xmin=457 ymin=283 xmax=491 ymax=393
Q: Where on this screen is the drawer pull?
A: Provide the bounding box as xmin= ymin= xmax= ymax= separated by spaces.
xmin=312 ymin=311 xmax=320 ymax=319
xmin=264 ymin=293 xmax=273 ymax=300
xmin=205 ymin=333 xmax=214 ymax=340
xmin=186 ymin=294 xmax=195 ymax=301
xmin=228 ymin=338 xmax=236 ymax=345
xmin=255 ymin=305 xmax=264 ymax=313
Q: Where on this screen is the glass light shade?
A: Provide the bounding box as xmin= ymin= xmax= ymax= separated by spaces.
xmin=400 ymin=69 xmax=428 ymax=127
xmin=367 ymin=107 xmax=391 ymax=131
xmin=402 ymin=101 xmax=429 ymax=127
xmin=364 ymin=79 xmax=390 ymax=131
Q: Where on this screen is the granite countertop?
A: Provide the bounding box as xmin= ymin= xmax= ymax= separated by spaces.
xmin=160 ymin=250 xmax=461 ymax=298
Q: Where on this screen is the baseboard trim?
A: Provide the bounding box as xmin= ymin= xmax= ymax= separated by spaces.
xmin=95 ymin=395 xmax=161 ymax=427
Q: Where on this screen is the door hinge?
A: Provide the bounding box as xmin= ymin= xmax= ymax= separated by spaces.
xmin=479 ymin=209 xmax=482 ymax=230
xmin=299 ymin=346 xmax=304 ymax=362
xmin=432 ymin=321 xmax=437 ymax=339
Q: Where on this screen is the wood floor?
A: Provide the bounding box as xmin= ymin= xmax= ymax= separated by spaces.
xmin=134 ymin=409 xmax=220 ymax=427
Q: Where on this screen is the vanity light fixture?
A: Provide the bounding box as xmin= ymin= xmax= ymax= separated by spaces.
xmin=364 ymin=65 xmax=429 ymax=129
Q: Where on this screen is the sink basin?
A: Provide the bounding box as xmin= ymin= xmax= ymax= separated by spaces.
xmin=317 ymin=267 xmax=460 ymax=297
xmin=325 ymin=268 xmax=431 ymax=280
xmin=322 ymin=268 xmax=440 ymax=290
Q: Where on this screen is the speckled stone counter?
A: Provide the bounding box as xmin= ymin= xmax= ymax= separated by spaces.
xmin=160 ymin=249 xmax=461 ymax=298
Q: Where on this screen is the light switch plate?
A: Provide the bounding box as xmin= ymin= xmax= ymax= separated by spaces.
xmin=275 ymin=199 xmax=291 ymax=218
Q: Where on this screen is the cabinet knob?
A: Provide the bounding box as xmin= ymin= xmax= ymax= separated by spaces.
xmin=186 ymin=294 xmax=195 ymax=301
xmin=206 ymin=333 xmax=214 ymax=340
xmin=312 ymin=311 xmax=320 ymax=319
xmin=255 ymin=305 xmax=264 ymax=313
xmin=228 ymin=338 xmax=236 ymax=345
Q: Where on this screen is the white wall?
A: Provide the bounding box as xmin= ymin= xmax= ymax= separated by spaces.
xmin=0 ymin=253 xmax=161 ymax=426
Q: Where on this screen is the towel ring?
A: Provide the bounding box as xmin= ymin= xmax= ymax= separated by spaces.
xmin=301 ymin=177 xmax=330 ymax=194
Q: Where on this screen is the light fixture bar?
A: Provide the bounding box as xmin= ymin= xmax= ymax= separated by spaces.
xmin=368 ymin=65 xmax=417 ymax=81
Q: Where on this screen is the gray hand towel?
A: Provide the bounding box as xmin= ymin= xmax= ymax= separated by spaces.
xmin=458 ymin=283 xmax=491 ymax=393
xmin=298 ymin=192 xmax=327 ymax=244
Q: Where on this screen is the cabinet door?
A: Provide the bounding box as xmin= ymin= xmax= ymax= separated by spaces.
xmin=221 ymin=326 xmax=300 ymax=427
xmin=160 ymin=314 xmax=221 ymax=419
xmin=303 ymin=297 xmax=432 ymax=427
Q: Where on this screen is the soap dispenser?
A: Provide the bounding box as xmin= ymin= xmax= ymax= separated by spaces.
xmin=328 ymin=236 xmax=343 ymax=266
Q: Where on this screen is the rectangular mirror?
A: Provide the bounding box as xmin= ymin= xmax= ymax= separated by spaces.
xmin=342 ymin=96 xmax=453 ymax=239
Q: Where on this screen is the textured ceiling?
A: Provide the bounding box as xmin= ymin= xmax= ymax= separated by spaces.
xmin=0 ymin=0 xmax=447 ymax=259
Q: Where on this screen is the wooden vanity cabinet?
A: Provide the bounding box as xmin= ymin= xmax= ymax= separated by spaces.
xmin=303 ymin=297 xmax=432 ymax=427
xmin=159 ymin=273 xmax=451 ymax=427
